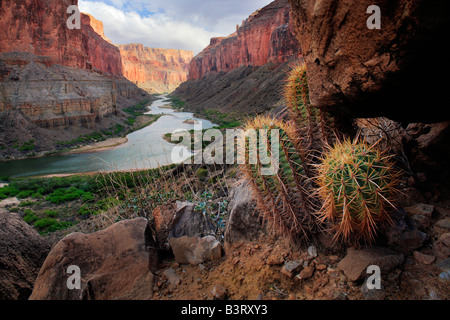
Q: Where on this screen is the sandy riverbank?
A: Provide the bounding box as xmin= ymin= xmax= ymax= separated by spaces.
xmin=64 ymin=137 xmax=129 ymax=155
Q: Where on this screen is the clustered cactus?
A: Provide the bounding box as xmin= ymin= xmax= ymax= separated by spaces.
xmin=239 ymin=62 xmax=401 ymax=245
xmin=316 ymin=138 xmax=401 ymax=244
xmin=240 ymin=116 xmax=318 ymax=242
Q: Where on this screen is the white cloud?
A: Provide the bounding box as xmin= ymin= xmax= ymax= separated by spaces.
xmin=78 ymin=0 xmax=273 ymax=54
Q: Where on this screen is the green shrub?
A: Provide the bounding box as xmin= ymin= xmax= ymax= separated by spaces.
xmin=0 ymin=186 xmax=20 ymax=200
xmin=34 ymin=218 xmax=73 ymax=233
xmin=23 ymin=210 xmax=38 ymax=224
xmin=45 ymin=187 xmax=94 ymax=204
xmin=16 ymin=190 xmax=35 ymax=199
xmin=19 ymin=201 xmax=35 ymax=207
xmin=44 ymin=210 xmax=59 ymax=218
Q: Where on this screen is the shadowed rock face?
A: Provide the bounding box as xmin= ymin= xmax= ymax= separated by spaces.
xmin=288 ymin=0 xmax=450 ymax=124
xmin=188 ymin=0 xmax=301 ymax=80
xmin=0 ymin=209 xmax=51 ymax=300
xmin=0 ymin=0 xmax=123 ymax=76
xmin=118 ymin=44 xmax=193 ymax=94
xmin=30 ymin=218 xmax=158 ymax=301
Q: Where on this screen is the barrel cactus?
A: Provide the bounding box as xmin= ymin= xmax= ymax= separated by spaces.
xmin=284 ymin=62 xmax=337 ymax=152
xmin=316 ymin=138 xmax=401 ymax=244
xmin=240 ymin=115 xmax=319 ymax=242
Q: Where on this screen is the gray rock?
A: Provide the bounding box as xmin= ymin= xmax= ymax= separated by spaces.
xmin=307 ymin=245 xmax=318 ymax=258
xmin=410 ymin=215 xmax=431 ymax=230
xmin=169 ymin=201 xmax=215 ymax=239
xmin=338 ymin=247 xmax=404 ymax=281
xmin=386 ymin=211 xmax=427 ymax=253
xmin=439 ymin=271 xmax=450 ymax=281
xmin=153 ymin=201 xmax=215 ymax=251
xmin=438 ymin=258 xmax=450 ymax=272
xmin=224 ymin=181 xmax=265 ymax=247
xmin=0 ymin=209 xmax=51 ymax=300
xmin=169 ymin=235 xmax=222 ymax=265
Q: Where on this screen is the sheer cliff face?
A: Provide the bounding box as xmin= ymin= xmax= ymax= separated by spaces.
xmin=0 ymin=0 xmax=148 ymax=136
xmin=118 ymin=44 xmax=193 ymax=93
xmin=0 ymin=0 xmax=122 ymax=76
xmin=188 ymin=0 xmax=300 ymax=80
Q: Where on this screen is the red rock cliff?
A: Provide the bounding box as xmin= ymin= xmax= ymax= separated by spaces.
xmin=118 ymin=44 xmax=193 ymax=93
xmin=0 ymin=0 xmax=123 ymax=76
xmin=188 ymin=0 xmax=300 ymax=80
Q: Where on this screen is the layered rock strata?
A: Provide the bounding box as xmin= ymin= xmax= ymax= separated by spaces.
xmin=0 ymin=53 xmax=143 ymax=130
xmin=118 ymin=44 xmax=193 ymax=93
xmin=0 ymin=0 xmax=123 ymax=76
xmin=188 ymin=0 xmax=300 ymax=80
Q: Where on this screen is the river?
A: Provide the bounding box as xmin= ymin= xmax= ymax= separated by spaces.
xmin=0 ymin=96 xmax=216 ymax=178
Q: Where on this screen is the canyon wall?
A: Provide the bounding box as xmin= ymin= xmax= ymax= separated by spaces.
xmin=174 ymin=0 xmax=301 ymax=117
xmin=0 ymin=0 xmax=123 ymax=76
xmin=0 ymin=52 xmax=145 ymax=130
xmin=188 ymin=0 xmax=300 ymax=80
xmin=118 ymin=44 xmax=193 ymax=93
xmin=0 ymin=0 xmax=151 ymax=159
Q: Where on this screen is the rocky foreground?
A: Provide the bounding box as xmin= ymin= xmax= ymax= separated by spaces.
xmin=1 ymin=176 xmax=449 ymax=300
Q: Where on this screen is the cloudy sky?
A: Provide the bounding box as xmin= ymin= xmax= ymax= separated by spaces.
xmin=78 ymin=0 xmax=273 ymax=55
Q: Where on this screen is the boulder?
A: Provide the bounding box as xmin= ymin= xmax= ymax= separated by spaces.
xmin=224 ymin=181 xmax=265 ymax=247
xmin=386 ymin=210 xmax=427 ymax=253
xmin=29 ymin=218 xmax=158 ymax=300
xmin=152 ymin=201 xmax=215 ymax=250
xmin=288 ymin=0 xmax=450 ymax=124
xmin=169 ymin=202 xmax=215 ymax=239
xmin=338 ymin=247 xmax=404 ymax=282
xmin=0 ymin=209 xmax=51 ymax=300
xmin=169 ymin=236 xmax=223 ymax=265
xmin=404 ymin=204 xmax=435 ymax=218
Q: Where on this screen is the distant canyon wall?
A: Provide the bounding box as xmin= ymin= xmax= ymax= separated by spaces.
xmin=0 ymin=0 xmax=151 ymax=137
xmin=118 ymin=44 xmax=193 ymax=94
xmin=175 ymin=0 xmax=301 ymax=116
xmin=188 ymin=0 xmax=300 ymax=80
xmin=0 ymin=0 xmax=123 ymax=76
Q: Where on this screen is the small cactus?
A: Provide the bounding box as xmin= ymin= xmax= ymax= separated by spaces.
xmin=240 ymin=115 xmax=319 ymax=242
xmin=316 ymin=138 xmax=401 ymax=244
